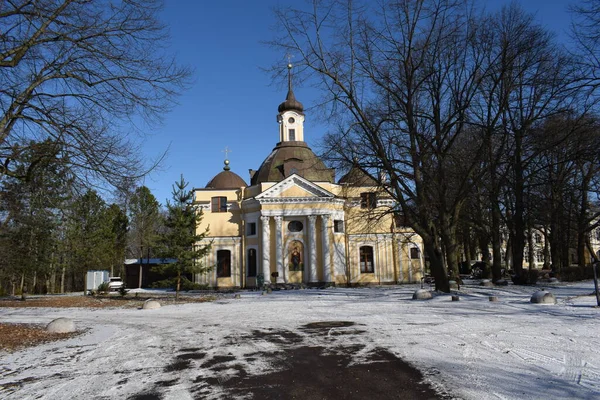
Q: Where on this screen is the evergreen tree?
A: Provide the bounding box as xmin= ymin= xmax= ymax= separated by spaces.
xmin=128 ymin=186 xmax=161 ymax=261
xmin=105 ymin=204 xmax=128 ymax=277
xmin=157 ymin=175 xmax=211 ymax=299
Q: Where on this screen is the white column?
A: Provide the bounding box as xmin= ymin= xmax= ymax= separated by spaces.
xmin=274 ymin=216 xmax=285 ymax=283
xmin=321 ymin=214 xmax=331 ymax=283
xmin=307 ymin=215 xmax=318 ymax=283
xmin=260 ymin=216 xmax=271 ymax=284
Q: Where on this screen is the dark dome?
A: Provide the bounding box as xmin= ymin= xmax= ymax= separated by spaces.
xmin=278 ymin=89 xmax=304 ymax=114
xmin=339 ymin=166 xmax=377 ymax=186
xmin=206 ymin=169 xmax=247 ymax=189
xmin=251 ymin=141 xmax=334 ymax=185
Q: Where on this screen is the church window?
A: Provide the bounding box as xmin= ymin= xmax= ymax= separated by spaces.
xmin=410 ymin=247 xmax=420 ymax=259
xmin=534 ymin=233 xmax=542 ymax=243
xmin=360 ymin=192 xmax=377 ymax=209
xmin=359 ymin=246 xmax=374 ymax=273
xmin=246 ymin=222 xmax=256 ymax=236
xmin=217 ymin=250 xmax=231 ymax=277
xmin=536 ymin=251 xmax=544 ymax=263
xmin=247 ymin=248 xmax=257 ymax=277
xmin=288 ymin=117 xmax=295 ymax=123
xmin=211 ymin=196 xmax=227 ymax=213
xmin=288 ymin=220 xmax=303 ymax=232
xmin=334 ymin=220 xmax=344 ymax=233
xmin=394 ymin=212 xmax=407 ymax=227
xmin=289 ymin=129 xmax=296 ymax=141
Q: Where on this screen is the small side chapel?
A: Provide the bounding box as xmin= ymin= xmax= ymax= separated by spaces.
xmin=193 ymin=67 xmax=425 ymax=288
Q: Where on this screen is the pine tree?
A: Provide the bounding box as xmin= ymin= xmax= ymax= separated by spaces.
xmin=157 ymin=175 xmax=211 ymax=300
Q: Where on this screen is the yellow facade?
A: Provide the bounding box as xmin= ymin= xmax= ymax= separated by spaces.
xmin=192 ymin=85 xmax=425 ymax=288
xmin=193 ymin=171 xmax=425 ymax=288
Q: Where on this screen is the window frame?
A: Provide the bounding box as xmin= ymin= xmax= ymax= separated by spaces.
xmin=211 ymin=196 xmax=228 ymax=213
xmin=216 ymin=249 xmax=231 ymax=278
xmin=288 ymin=128 xmax=296 ymax=141
xmin=246 ymin=222 xmax=257 ymax=236
xmin=360 ymin=192 xmax=377 ymax=209
xmin=333 ymin=219 xmax=344 ymax=233
xmin=410 ymin=247 xmax=420 ymax=260
xmin=288 ymin=220 xmax=303 ymax=232
xmin=359 ymin=246 xmax=375 ymax=273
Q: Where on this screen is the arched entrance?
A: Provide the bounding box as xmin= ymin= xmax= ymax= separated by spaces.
xmin=287 ymin=240 xmax=304 ymax=283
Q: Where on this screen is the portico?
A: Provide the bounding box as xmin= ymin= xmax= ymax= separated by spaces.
xmin=258 ymin=212 xmax=334 ymax=284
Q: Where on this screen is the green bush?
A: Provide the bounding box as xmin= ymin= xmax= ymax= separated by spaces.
xmin=557 ymin=265 xmax=596 ymax=282
xmin=151 ymin=277 xmax=208 ymax=291
xmin=97 ymin=281 xmax=110 ymax=293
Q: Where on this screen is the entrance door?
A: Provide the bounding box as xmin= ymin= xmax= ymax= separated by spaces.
xmin=287 ymin=240 xmax=304 ymax=283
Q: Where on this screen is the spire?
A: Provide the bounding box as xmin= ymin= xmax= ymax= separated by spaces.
xmin=287 ymin=62 xmax=293 ymax=92
xmin=278 ymin=62 xmax=304 ymax=113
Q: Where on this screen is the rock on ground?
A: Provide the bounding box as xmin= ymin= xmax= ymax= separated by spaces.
xmin=530 ymin=290 xmax=556 ymax=304
xmin=412 ymin=289 xmax=433 ymax=300
xmin=46 ymin=318 xmax=76 ymax=333
xmin=142 ymin=300 xmax=161 ymax=310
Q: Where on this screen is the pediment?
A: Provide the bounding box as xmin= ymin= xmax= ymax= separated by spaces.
xmin=255 ymin=174 xmax=335 ymax=200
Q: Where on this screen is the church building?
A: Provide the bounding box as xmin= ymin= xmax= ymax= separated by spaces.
xmin=193 ymin=67 xmax=425 ymax=288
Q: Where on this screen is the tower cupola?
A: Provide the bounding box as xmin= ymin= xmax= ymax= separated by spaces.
xmin=276 ymin=63 xmax=305 ymax=143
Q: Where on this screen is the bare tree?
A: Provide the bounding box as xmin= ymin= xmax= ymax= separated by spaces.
xmin=271 ymin=0 xmax=494 ymax=291
xmin=0 ymin=0 xmax=190 ymax=187
xmin=571 ymin=0 xmax=600 ymax=91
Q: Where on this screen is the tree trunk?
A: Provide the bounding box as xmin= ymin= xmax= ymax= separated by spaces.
xmin=19 ymin=272 xmax=25 ymax=294
xmin=527 ymin=227 xmax=535 ymax=271
xmin=478 ymin=234 xmax=492 ymax=279
xmin=60 ymin=265 xmax=66 ymax=294
xmin=511 ymin=129 xmax=526 ymax=281
xmin=491 ymin=202 xmax=503 ymax=282
xmin=423 ymin=238 xmax=449 ymax=292
xmin=543 ymin=227 xmax=550 ymax=269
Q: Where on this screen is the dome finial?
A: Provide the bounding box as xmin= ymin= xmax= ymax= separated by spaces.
xmin=286 ymin=53 xmax=294 ymax=92
xmin=222 ymin=146 xmax=231 ymax=171
xmin=287 ymin=62 xmax=293 ymax=92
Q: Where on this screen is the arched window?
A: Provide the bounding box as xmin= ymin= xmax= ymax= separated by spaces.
xmin=217 ymin=250 xmax=231 ymax=278
xmin=247 ymin=249 xmax=257 ymax=277
xmin=359 ymin=246 xmax=374 ymax=273
xmin=410 ymin=247 xmax=420 ymax=260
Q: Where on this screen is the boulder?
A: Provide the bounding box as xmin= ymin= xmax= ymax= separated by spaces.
xmin=412 ymin=289 xmax=433 ymax=300
xmin=142 ymin=299 xmax=161 ymax=310
xmin=46 ymin=318 xmax=76 ymax=333
xmin=451 ymin=295 xmax=460 ymax=301
xmin=489 ymin=296 xmax=498 ymax=302
xmin=481 ymin=280 xmax=494 ymax=287
xmin=449 ymin=280 xmax=459 ymax=290
xmin=530 ymin=290 xmax=556 ymax=304
xmin=494 ymin=279 xmax=508 ymax=286
xmin=548 ymin=277 xmax=559 ymax=284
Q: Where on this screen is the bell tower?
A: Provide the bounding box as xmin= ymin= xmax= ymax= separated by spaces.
xmin=277 ymin=63 xmax=305 ymax=143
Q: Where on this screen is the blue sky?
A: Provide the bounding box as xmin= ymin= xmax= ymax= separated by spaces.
xmin=142 ymin=0 xmax=574 ymax=205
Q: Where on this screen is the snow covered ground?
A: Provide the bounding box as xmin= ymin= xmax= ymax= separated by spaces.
xmin=1 ymin=281 xmax=599 ymax=400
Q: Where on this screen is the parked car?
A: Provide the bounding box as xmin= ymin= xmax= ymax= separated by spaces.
xmin=107 ymin=277 xmax=124 ymax=292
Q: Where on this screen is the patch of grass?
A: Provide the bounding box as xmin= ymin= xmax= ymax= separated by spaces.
xmin=0 ymin=323 xmax=80 ymax=352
